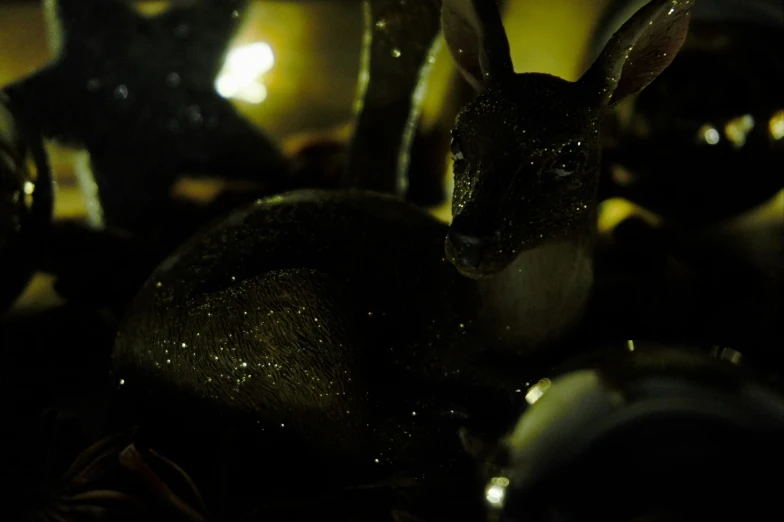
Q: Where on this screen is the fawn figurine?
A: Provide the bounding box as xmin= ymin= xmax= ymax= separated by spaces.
xmin=442 ymin=0 xmax=693 ymax=348
xmin=112 ymin=0 xmax=695 ymax=497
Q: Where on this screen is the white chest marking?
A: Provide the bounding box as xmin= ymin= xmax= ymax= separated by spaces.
xmin=476 ymin=238 xmax=594 ymax=353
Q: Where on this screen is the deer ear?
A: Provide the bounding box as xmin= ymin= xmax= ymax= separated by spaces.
xmin=441 ymin=0 xmax=514 ymax=92
xmin=579 ymin=0 xmax=694 ymax=108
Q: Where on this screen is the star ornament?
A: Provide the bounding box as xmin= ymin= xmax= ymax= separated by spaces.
xmin=3 ymin=0 xmax=290 ymax=230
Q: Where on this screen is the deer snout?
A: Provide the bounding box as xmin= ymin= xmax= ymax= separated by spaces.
xmin=445 ymin=231 xmax=488 ymax=278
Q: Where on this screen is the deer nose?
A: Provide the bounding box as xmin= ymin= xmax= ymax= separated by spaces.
xmin=446 ymin=231 xmax=486 ymax=269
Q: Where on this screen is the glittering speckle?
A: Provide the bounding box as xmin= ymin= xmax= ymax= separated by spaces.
xmin=165 ymin=72 xmax=182 ymax=87
xmin=114 ymin=84 xmax=129 ymax=99
xmin=174 ymin=23 xmax=190 ymax=38
xmin=185 ymin=105 xmax=203 ymax=126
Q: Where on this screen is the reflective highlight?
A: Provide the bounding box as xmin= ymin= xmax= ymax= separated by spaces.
xmin=215 ymin=42 xmax=275 ymax=104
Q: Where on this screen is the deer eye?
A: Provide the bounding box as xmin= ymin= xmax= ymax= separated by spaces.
xmin=450 ymin=131 xmax=467 ymax=174
xmin=546 ymin=142 xmax=584 ymax=179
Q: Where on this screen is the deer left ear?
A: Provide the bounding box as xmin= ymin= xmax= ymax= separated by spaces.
xmin=441 ymin=0 xmax=514 ymax=92
xmin=579 ymin=0 xmax=694 ymax=108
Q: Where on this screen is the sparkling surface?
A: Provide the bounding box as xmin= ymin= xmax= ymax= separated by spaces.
xmin=114 ymin=190 xmax=483 ymax=466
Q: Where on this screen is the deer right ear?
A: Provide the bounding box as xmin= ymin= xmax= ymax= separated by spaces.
xmin=441 ymin=0 xmax=514 ymax=92
xmin=579 ymin=0 xmax=695 ymax=108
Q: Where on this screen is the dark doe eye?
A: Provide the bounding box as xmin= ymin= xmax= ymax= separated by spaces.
xmin=450 ymin=130 xmax=467 ymax=175
xmin=548 ymin=141 xmax=585 ymax=178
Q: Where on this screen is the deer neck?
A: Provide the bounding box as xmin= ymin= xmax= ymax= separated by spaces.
xmin=474 ymin=219 xmax=595 ymax=355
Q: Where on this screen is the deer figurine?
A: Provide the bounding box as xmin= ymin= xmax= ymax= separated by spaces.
xmin=111 ymin=0 xmax=695 ymax=508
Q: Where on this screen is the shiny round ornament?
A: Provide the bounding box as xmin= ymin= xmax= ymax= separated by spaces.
xmin=481 ymin=341 xmax=784 ymax=521
xmin=601 ymin=21 xmax=784 ymax=224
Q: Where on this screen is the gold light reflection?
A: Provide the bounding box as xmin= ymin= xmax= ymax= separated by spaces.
xmin=525 ymin=378 xmax=552 ymax=405
xmin=698 ymin=123 xmax=720 ymax=145
xmin=215 ymin=42 xmax=275 ymax=105
xmin=41 ymin=142 xmax=89 ymax=220
xmin=724 ymin=114 xmax=754 ymax=148
xmin=485 ymin=476 xmax=510 ymax=508
xmin=23 ymin=180 xmax=35 ymax=208
xmin=769 ymin=110 xmax=784 ymax=140
xmin=710 ymin=346 xmax=743 ymax=365
xmin=133 ymin=1 xmax=169 ymax=17
xmin=720 ymin=188 xmax=784 ymax=235
xmin=597 ymin=197 xmax=663 ymax=235
xmin=73 ymin=150 xmax=104 ymax=228
xmin=428 ymin=152 xmax=455 ymax=223
xmin=610 ymin=163 xmax=635 ymax=187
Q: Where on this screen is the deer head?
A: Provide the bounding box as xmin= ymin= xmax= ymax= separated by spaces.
xmin=441 ymin=0 xmax=695 ymax=279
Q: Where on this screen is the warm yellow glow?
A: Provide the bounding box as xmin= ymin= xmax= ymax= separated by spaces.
xmin=485 ymin=476 xmax=510 ymax=508
xmin=769 ymin=110 xmax=784 ymax=140
xmin=698 ymin=123 xmax=720 ymax=145
xmin=133 ymin=1 xmax=169 ymax=17
xmin=427 ymin=151 xmax=455 ymax=224
xmin=710 ymin=346 xmax=743 ymax=365
xmin=171 ymin=177 xmax=267 ymax=205
xmin=23 ymin=180 xmax=35 ymax=209
xmin=505 ymin=0 xmax=612 ymax=79
xmin=525 ymin=378 xmax=552 ymax=405
xmin=597 ymin=197 xmax=663 ymax=235
xmin=215 ymin=42 xmax=274 ymax=105
xmin=610 ymin=163 xmax=635 ymax=187
xmin=724 ymin=114 xmax=755 ymax=148
xmin=73 ymin=150 xmax=104 ymax=228
xmin=8 ymin=272 xmax=66 ymax=317
xmin=721 ymin=188 xmax=784 ymax=233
